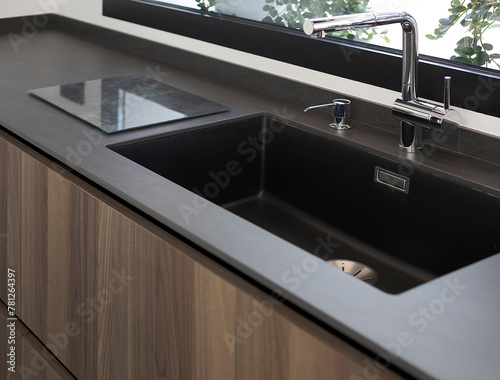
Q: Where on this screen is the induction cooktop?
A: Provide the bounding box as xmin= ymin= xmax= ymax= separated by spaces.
xmin=28 ymin=74 xmax=229 ymax=134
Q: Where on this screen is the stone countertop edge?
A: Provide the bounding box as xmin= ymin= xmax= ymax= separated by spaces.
xmin=1 ymin=17 xmax=500 ymax=380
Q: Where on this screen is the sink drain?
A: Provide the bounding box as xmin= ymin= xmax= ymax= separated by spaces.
xmin=327 ymin=259 xmax=378 ymax=285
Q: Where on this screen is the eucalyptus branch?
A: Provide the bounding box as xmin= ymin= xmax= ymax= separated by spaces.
xmin=426 ymin=0 xmax=500 ymax=67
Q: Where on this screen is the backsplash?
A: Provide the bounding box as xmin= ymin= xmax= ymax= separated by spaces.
xmin=5 ymin=15 xmax=499 ymax=165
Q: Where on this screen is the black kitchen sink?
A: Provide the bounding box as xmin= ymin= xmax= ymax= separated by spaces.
xmin=110 ymin=116 xmax=500 ymax=293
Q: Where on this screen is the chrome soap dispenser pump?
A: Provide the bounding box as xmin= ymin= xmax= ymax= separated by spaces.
xmin=304 ymin=99 xmax=351 ymax=129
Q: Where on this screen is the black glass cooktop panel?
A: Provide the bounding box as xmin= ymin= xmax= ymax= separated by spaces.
xmin=28 ymin=74 xmax=229 ymax=134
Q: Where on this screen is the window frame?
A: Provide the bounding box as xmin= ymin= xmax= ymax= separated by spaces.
xmin=103 ymin=0 xmax=500 ymax=118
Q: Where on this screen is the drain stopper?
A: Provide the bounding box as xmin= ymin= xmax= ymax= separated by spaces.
xmin=327 ymin=259 xmax=378 ymax=285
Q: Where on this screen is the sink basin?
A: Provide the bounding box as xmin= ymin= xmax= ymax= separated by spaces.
xmin=110 ymin=116 xmax=500 ymax=293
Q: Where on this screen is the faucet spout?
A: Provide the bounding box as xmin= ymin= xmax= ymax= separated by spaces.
xmin=304 ymin=12 xmax=418 ymax=102
xmin=303 ymin=12 xmax=459 ymax=152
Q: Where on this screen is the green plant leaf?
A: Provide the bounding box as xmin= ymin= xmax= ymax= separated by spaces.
xmin=440 ymin=18 xmax=453 ymax=26
xmin=457 ymin=36 xmax=473 ymax=47
xmin=490 ymin=54 xmax=500 ymax=59
xmin=476 ymin=51 xmax=489 ymax=65
xmin=462 ymin=46 xmax=476 ymax=55
xmin=440 ymin=25 xmax=452 ymax=34
xmin=426 ymin=34 xmax=437 ymax=40
xmin=452 ymin=56 xmax=473 ymax=64
xmin=460 ymin=18 xmax=471 ymax=27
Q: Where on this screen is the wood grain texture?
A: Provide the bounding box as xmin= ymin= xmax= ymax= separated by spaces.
xmin=0 ymin=131 xmax=153 ymax=378
xmin=0 ymin=302 xmax=22 ymax=379
xmin=0 ymin=136 xmax=21 ymax=303
xmin=0 ymin=130 xmax=407 ymax=380
xmin=20 ymin=332 xmax=76 ymax=380
xmin=21 ymin=154 xmax=49 ymax=341
xmin=1 ymin=302 xmax=75 ymax=379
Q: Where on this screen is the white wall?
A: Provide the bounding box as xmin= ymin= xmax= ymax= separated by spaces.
xmin=1 ymin=0 xmax=47 ymax=18
xmin=9 ymin=0 xmax=500 ymax=137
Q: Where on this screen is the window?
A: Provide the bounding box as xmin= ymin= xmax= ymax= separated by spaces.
xmin=103 ymin=0 xmax=500 ymax=118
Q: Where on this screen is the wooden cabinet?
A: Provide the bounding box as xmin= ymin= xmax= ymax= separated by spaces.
xmin=1 ymin=302 xmax=75 ymax=379
xmin=0 ymin=129 xmax=407 ymax=379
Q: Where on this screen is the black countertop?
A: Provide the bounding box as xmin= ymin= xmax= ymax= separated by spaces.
xmin=2 ymin=17 xmax=500 ymax=380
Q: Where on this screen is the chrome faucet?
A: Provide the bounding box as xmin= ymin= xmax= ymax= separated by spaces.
xmin=303 ymin=12 xmax=460 ymax=152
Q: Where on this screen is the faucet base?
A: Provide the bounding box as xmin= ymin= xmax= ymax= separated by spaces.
xmin=399 ymin=144 xmax=421 ymax=153
xmin=329 ymin=122 xmax=351 ymax=130
xmin=399 ymin=121 xmax=422 ymax=152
